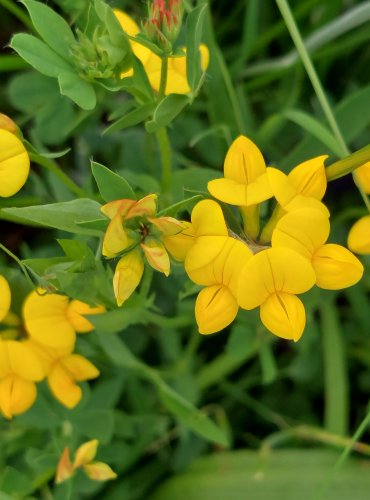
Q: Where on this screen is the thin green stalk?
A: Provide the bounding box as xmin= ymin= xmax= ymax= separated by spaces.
xmin=156 ymin=127 xmax=172 ymax=193
xmin=158 ymin=55 xmax=168 ymax=99
xmin=0 ymin=55 xmax=29 ymax=72
xmin=313 ymin=405 xmax=370 ymax=500
xmin=0 ymin=0 xmax=34 ymax=30
xmin=139 ymin=265 xmax=153 ymax=299
xmin=275 ymin=0 xmax=370 ymax=213
xmin=0 ymin=242 xmax=35 ymax=290
xmin=29 ymin=153 xmax=86 ymax=198
xmin=321 ymin=297 xmax=348 ymax=436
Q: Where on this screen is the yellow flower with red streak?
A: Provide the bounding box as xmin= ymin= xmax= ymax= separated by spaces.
xmin=101 ymin=194 xmax=185 ymax=306
xmin=56 ymin=439 xmax=117 ymax=484
xmin=113 ymin=9 xmax=209 ymax=95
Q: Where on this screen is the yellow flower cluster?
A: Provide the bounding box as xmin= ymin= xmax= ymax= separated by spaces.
xmin=0 ymin=113 xmax=29 ymax=197
xmin=101 ymin=194 xmax=184 ymax=305
xmin=114 ymin=9 xmax=209 ymax=95
xmin=173 ymin=136 xmax=364 ymax=341
xmin=0 ymin=277 xmax=104 ymax=419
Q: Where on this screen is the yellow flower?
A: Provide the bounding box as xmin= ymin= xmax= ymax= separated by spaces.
xmin=355 ymin=162 xmax=370 ymax=194
xmin=113 ymin=248 xmax=145 ymax=306
xmin=347 ymin=215 xmax=370 ymax=255
xmin=207 ymin=135 xmax=273 ymax=208
xmin=23 ymin=290 xmax=105 ymax=350
xmin=0 ymin=340 xmax=44 ymax=419
xmin=272 ymin=208 xmax=363 ymax=289
xmin=0 ymin=129 xmax=30 ymax=197
xmin=238 ymin=248 xmax=316 ymax=341
xmin=0 ymin=275 xmax=11 ymax=323
xmin=26 ymin=339 xmax=99 ymax=409
xmin=56 ymin=439 xmax=117 ymax=484
xmin=162 ymin=221 xmax=195 ymax=262
xmin=113 ymin=9 xmax=209 ymax=95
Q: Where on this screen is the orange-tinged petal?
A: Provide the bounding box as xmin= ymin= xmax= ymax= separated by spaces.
xmin=355 ymin=162 xmax=370 ymax=194
xmin=312 ymin=243 xmax=364 ymax=289
xmin=101 ymin=199 xmax=136 ymax=220
xmin=113 ymin=249 xmax=144 ymax=306
xmin=238 ymin=248 xmax=316 ymax=310
xmin=66 ymin=300 xmax=105 ymax=333
xmin=163 ymin=221 xmax=195 ymax=261
xmin=23 ymin=291 xmax=75 ymax=350
xmin=102 ymin=214 xmax=133 ymax=258
xmin=0 ymin=129 xmax=30 ymax=197
xmin=83 ymin=462 xmax=117 ymax=481
xmin=141 ymin=239 xmax=170 ymax=276
xmin=149 ymin=216 xmax=184 ymax=236
xmin=260 ymin=292 xmax=306 ymax=342
xmin=61 ymin=354 xmax=100 ymax=381
xmin=0 ymin=275 xmax=11 ymax=322
xmin=0 ymin=375 xmax=37 ymax=419
xmin=195 ymin=285 xmax=238 ymax=334
xmin=73 ymin=440 xmax=98 ymax=469
xmin=191 ymin=200 xmax=228 ymax=237
xmin=272 ymin=208 xmax=330 ymax=258
xmin=0 ymin=113 xmax=18 ymax=135
xmin=224 ymin=135 xmax=266 ymax=183
xmin=126 ymin=194 xmax=157 ymax=219
xmin=48 ymin=363 xmax=82 ymax=408
xmin=56 ymin=447 xmax=74 ymax=484
xmin=288 ymin=155 xmax=327 ymax=199
xmin=347 ymin=215 xmax=370 ymax=255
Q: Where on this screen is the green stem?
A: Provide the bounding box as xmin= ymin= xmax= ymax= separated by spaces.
xmin=275 ymin=0 xmax=370 ymax=213
xmin=156 ymin=127 xmax=172 ymax=194
xmin=29 ymin=153 xmax=86 ymax=198
xmin=0 ymin=0 xmax=34 ymax=30
xmin=139 ymin=265 xmax=153 ymax=299
xmin=0 ymin=242 xmax=35 ymax=290
xmin=158 ymin=55 xmax=168 ymax=99
xmin=321 ymin=297 xmax=348 ymax=436
xmin=0 ymin=55 xmax=29 ymax=72
xmin=313 ymin=405 xmax=370 ymax=500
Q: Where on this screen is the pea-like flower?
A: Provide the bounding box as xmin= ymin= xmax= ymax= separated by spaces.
xmin=0 ymin=127 xmax=30 ymax=197
xmin=347 ymin=215 xmax=370 ymax=255
xmin=113 ymin=9 xmax=209 ymax=95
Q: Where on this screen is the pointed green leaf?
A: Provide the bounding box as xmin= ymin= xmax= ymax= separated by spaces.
xmin=146 ymin=94 xmax=190 ymax=133
xmin=104 ymin=102 xmax=156 ymax=134
xmin=186 ymin=4 xmax=208 ymax=91
xmin=91 ymin=161 xmax=136 ymax=201
xmin=58 ymin=72 xmax=96 ymax=110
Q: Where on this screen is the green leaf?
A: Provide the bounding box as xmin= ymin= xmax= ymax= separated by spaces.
xmin=58 ymin=72 xmax=96 ymax=110
xmin=146 ymin=94 xmax=190 ymax=133
xmin=186 ymin=4 xmax=208 ymax=91
xmin=94 ymin=0 xmax=130 ymax=51
xmin=152 ymin=449 xmax=370 ymax=500
xmin=91 ymin=297 xmax=150 ymax=334
xmin=70 ymin=409 xmax=115 ymax=443
xmin=157 ymin=195 xmax=203 ymax=217
xmin=1 ymin=199 xmax=103 ymax=236
xmin=21 ymin=0 xmax=75 ymax=60
xmin=104 ymin=102 xmax=156 ymax=134
xmin=282 ymin=109 xmax=343 ymax=157
xmin=91 ymin=161 xmax=136 ymax=201
xmin=10 ymin=33 xmax=73 ymax=78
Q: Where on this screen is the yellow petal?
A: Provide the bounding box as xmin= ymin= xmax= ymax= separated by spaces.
xmin=113 ymin=249 xmax=144 ymax=306
xmin=272 ymin=208 xmax=330 ymax=258
xmin=355 ymin=162 xmax=370 ymax=194
xmin=238 ymin=248 xmax=316 ymax=310
xmin=73 ymin=440 xmax=98 ymax=469
xmin=23 ymin=291 xmax=75 ymax=350
xmin=0 ymin=275 xmax=11 ymax=322
xmin=149 ymin=216 xmax=184 ymax=236
xmin=126 ymin=194 xmax=157 ymax=219
xmin=55 ymin=447 xmax=74 ymax=484
xmin=141 ymin=239 xmax=170 ymax=276
xmin=6 ymin=340 xmax=44 ymax=381
xmin=66 ymin=300 xmax=105 ymax=333
xmin=288 ymin=155 xmax=328 ymax=199
xmin=101 ymin=199 xmax=136 ymax=220
xmin=163 ymin=221 xmax=195 ymax=261
xmin=191 ymin=199 xmax=228 ymax=237
xmin=208 ymin=173 xmax=272 ymax=207
xmin=195 ymin=285 xmax=239 ymax=334
xmin=224 ymin=135 xmax=266 ymax=183
xmin=102 ymin=214 xmax=133 ymax=258
xmin=83 ymin=462 xmax=117 ymax=481
xmin=61 ymin=354 xmax=100 ymax=381
xmin=113 ymin=9 xmax=140 ymax=36
xmin=260 ymin=292 xmax=306 ymax=342
xmin=347 ymin=215 xmax=370 ymax=255
xmin=0 ymin=375 xmax=37 ymax=419
xmin=312 ymin=244 xmax=364 ymax=289
xmin=48 ymin=363 xmax=82 ymax=408
xmin=0 ymin=129 xmax=30 ymax=197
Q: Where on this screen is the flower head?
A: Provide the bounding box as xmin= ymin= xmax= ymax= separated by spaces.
xmin=0 ymin=128 xmax=30 ymax=197
xmin=347 ymin=215 xmax=370 ymax=255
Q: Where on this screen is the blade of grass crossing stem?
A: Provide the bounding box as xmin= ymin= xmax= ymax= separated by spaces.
xmin=321 ymin=298 xmax=348 ymax=436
